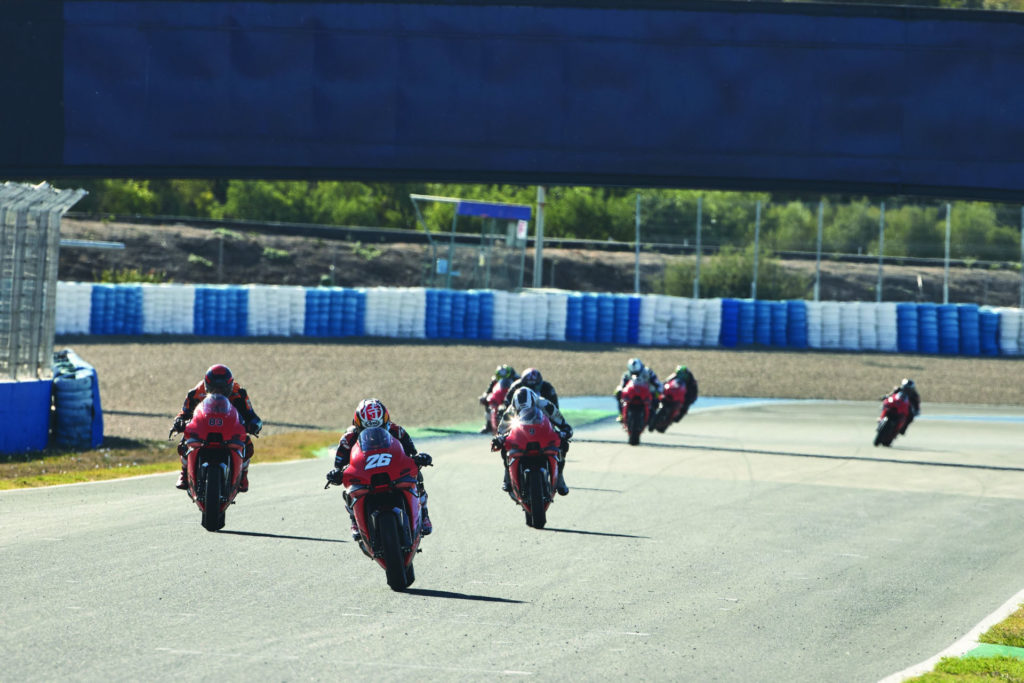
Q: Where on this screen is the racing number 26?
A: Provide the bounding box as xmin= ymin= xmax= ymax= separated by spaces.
xmin=365 ymin=453 xmax=393 ymax=469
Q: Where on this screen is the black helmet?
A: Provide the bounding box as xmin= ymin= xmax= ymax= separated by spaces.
xmin=900 ymin=378 xmax=915 ymax=391
xmin=522 ymin=368 xmax=542 ymax=388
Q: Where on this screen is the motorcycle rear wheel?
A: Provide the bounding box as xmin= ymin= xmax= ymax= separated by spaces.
xmin=201 ymin=465 xmax=226 ymax=532
xmin=378 ymin=512 xmax=410 ymax=591
xmin=874 ymin=417 xmax=896 ymax=447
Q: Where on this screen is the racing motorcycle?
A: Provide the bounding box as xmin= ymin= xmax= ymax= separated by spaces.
xmin=486 ymin=378 xmax=513 ymax=435
xmin=650 ymin=376 xmax=688 ymax=433
xmin=874 ymin=390 xmax=912 ymax=447
xmin=499 ymin=406 xmax=562 ymax=529
xmin=619 ymin=378 xmax=652 ymax=446
xmin=177 ymin=394 xmax=249 ymax=532
xmin=326 ymin=427 xmax=429 ymax=591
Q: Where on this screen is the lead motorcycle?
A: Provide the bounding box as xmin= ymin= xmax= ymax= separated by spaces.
xmin=619 ymin=378 xmax=652 ymax=446
xmin=497 ymin=406 xmax=562 ymax=529
xmin=177 ymin=394 xmax=249 ymax=532
xmin=874 ymin=390 xmax=912 ymax=447
xmin=326 ymin=427 xmax=429 ymax=591
xmin=650 ymin=376 xmax=688 ymax=433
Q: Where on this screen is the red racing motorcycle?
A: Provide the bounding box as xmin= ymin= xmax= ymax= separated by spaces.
xmin=874 ymin=390 xmax=912 ymax=447
xmin=619 ymin=378 xmax=652 ymax=446
xmin=501 ymin=406 xmax=562 ymax=529
xmin=180 ymin=394 xmax=248 ymax=532
xmin=329 ymin=427 xmax=427 ymax=591
xmin=486 ymin=378 xmax=513 ymax=434
xmin=650 ymin=376 xmax=688 ymax=433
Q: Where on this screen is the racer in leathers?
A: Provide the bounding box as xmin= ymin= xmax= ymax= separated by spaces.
xmin=501 ymin=367 xmax=559 ymax=409
xmin=614 ymin=357 xmax=663 ymax=420
xmin=170 ymin=364 xmax=262 ymax=492
xmin=492 ymin=387 xmax=571 ymax=496
xmin=887 ymin=378 xmax=921 ymax=434
xmin=665 ymin=364 xmax=699 ymax=420
xmin=478 ymin=364 xmax=519 ymax=433
xmin=325 ymin=398 xmax=434 ymax=538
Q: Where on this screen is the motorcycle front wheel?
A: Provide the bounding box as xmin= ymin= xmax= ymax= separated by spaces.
xmin=525 ymin=469 xmax=548 ymax=529
xmin=377 ymin=512 xmax=411 ymax=591
xmin=201 ymin=465 xmax=226 ymax=532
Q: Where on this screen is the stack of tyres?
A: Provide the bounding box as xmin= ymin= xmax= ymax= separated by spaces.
xmin=52 ymin=349 xmax=103 ymax=450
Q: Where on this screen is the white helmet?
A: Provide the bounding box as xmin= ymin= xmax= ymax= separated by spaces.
xmin=627 ymin=358 xmax=643 ymax=374
xmin=512 ymin=387 xmax=538 ymax=413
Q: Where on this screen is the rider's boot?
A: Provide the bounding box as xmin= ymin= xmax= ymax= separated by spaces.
xmin=239 ymin=457 xmax=250 ymax=492
xmin=175 ymin=456 xmax=188 ymax=490
xmin=556 ymin=461 xmax=569 ymax=496
xmin=502 ymin=467 xmax=511 ymax=492
xmin=420 ymin=490 xmax=433 ymax=535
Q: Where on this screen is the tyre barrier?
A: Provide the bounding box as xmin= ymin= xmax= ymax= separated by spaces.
xmin=54 ymin=282 xmax=1024 ymax=356
xmin=51 ymin=348 xmax=104 ymax=450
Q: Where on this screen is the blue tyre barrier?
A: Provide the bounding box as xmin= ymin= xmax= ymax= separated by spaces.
xmin=917 ymin=304 xmax=939 ymax=354
xmin=957 ymin=304 xmax=980 ymax=356
xmin=719 ymin=299 xmax=740 ymax=347
xmin=754 ymin=300 xmax=771 ymax=346
xmin=937 ymin=304 xmax=959 ymax=355
xmin=565 ymin=295 xmax=583 ymax=342
xmin=738 ymin=299 xmax=755 ymax=346
xmin=896 ymin=303 xmax=919 ymax=353
xmin=980 ymin=309 xmax=1000 ymax=356
xmin=786 ymin=300 xmax=808 ymax=348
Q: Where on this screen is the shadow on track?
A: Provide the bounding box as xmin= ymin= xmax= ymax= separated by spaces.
xmin=217 ymin=529 xmax=346 ymax=543
xmin=575 ymin=438 xmax=1024 ymax=474
xmin=403 ymin=588 xmax=525 ymax=603
xmin=543 ymin=527 xmax=648 ymax=539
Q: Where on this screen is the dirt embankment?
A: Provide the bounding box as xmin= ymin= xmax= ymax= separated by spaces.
xmin=59 ymin=218 xmax=1023 ymax=306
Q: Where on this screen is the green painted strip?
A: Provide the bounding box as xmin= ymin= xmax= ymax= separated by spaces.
xmin=965 ymin=643 xmax=1024 ymax=660
xmin=312 ymin=408 xmax=618 ymax=457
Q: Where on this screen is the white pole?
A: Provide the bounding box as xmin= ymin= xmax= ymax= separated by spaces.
xmin=814 ymin=200 xmax=823 ymax=302
xmin=943 ymin=203 xmax=951 ymax=304
xmin=751 ymin=200 xmax=761 ymax=300
xmin=533 ymin=186 xmax=546 ymax=289
xmin=634 ymin=193 xmax=641 ymax=294
xmin=693 ymin=196 xmax=702 ymax=299
xmin=877 ymin=201 xmax=885 ymax=303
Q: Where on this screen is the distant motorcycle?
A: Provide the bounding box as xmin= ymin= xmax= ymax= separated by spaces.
xmin=485 ymin=378 xmax=513 ymax=435
xmin=499 ymin=406 xmax=562 ymax=529
xmin=177 ymin=394 xmax=249 ymax=532
xmin=619 ymin=378 xmax=652 ymax=446
xmin=650 ymin=376 xmax=688 ymax=433
xmin=326 ymin=427 xmax=428 ymax=591
xmin=874 ymin=391 xmax=912 ymax=447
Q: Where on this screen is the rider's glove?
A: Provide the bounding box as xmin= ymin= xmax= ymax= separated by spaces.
xmin=413 ymin=453 xmax=433 ymax=468
xmin=491 ymin=436 xmax=504 ymax=452
xmin=326 ymin=468 xmax=344 ymax=486
xmin=246 ymin=418 xmax=263 ymax=436
xmin=479 ymin=394 xmax=488 ymax=406
xmin=172 ymin=416 xmax=188 ymax=433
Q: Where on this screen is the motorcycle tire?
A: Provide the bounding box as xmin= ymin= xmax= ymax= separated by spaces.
xmin=627 ymin=405 xmax=645 ymax=446
xmin=201 ymin=464 xmax=226 ymax=532
xmin=874 ymin=417 xmax=896 ymax=447
xmin=525 ymin=469 xmax=547 ymax=529
xmin=377 ymin=512 xmax=410 ymax=591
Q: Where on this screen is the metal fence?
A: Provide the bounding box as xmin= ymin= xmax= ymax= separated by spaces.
xmin=0 ymin=182 xmax=86 ymax=379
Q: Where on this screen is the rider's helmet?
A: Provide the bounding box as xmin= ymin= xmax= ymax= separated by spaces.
xmin=495 ymin=364 xmax=516 ymax=380
xmin=675 ymin=364 xmax=687 ymax=376
xmin=522 ymin=368 xmax=542 ymax=389
xmin=353 ymin=398 xmax=390 ymax=429
xmin=204 ymin=364 xmax=234 ymax=396
xmin=512 ymin=387 xmax=538 ymax=413
xmin=628 ymin=358 xmax=644 ymax=375
xmin=900 ymin=378 xmax=915 ymax=392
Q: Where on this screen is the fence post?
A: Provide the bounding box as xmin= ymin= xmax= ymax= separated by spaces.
xmin=877 ymin=201 xmax=885 ymax=303
xmin=814 ymin=200 xmax=823 ymax=301
xmin=943 ymin=203 xmax=951 ymax=304
xmin=634 ymin=193 xmax=641 ymax=294
xmin=693 ymin=196 xmax=702 ymax=299
xmin=751 ymin=200 xmax=761 ymax=300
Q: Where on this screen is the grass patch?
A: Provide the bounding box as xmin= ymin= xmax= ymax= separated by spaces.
xmin=982 ymin=605 xmax=1024 ymax=648
xmin=262 ymin=246 xmax=291 ymax=261
xmin=0 ymin=430 xmax=336 ymax=490
xmin=905 ymin=655 xmax=1024 ymax=681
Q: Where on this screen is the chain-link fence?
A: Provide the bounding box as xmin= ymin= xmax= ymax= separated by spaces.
xmin=0 ymin=182 xmax=87 ymax=379
xmin=637 ymin=195 xmax=1024 ymax=306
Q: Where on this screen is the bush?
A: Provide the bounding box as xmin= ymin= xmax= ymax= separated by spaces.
xmin=262 ymin=247 xmax=291 ymax=261
xmin=96 ymin=267 xmax=168 ymax=284
xmin=656 ymin=245 xmax=811 ymax=300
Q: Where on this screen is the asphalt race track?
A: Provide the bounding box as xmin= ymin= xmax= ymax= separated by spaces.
xmin=4 ymin=401 xmax=1024 ymax=682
